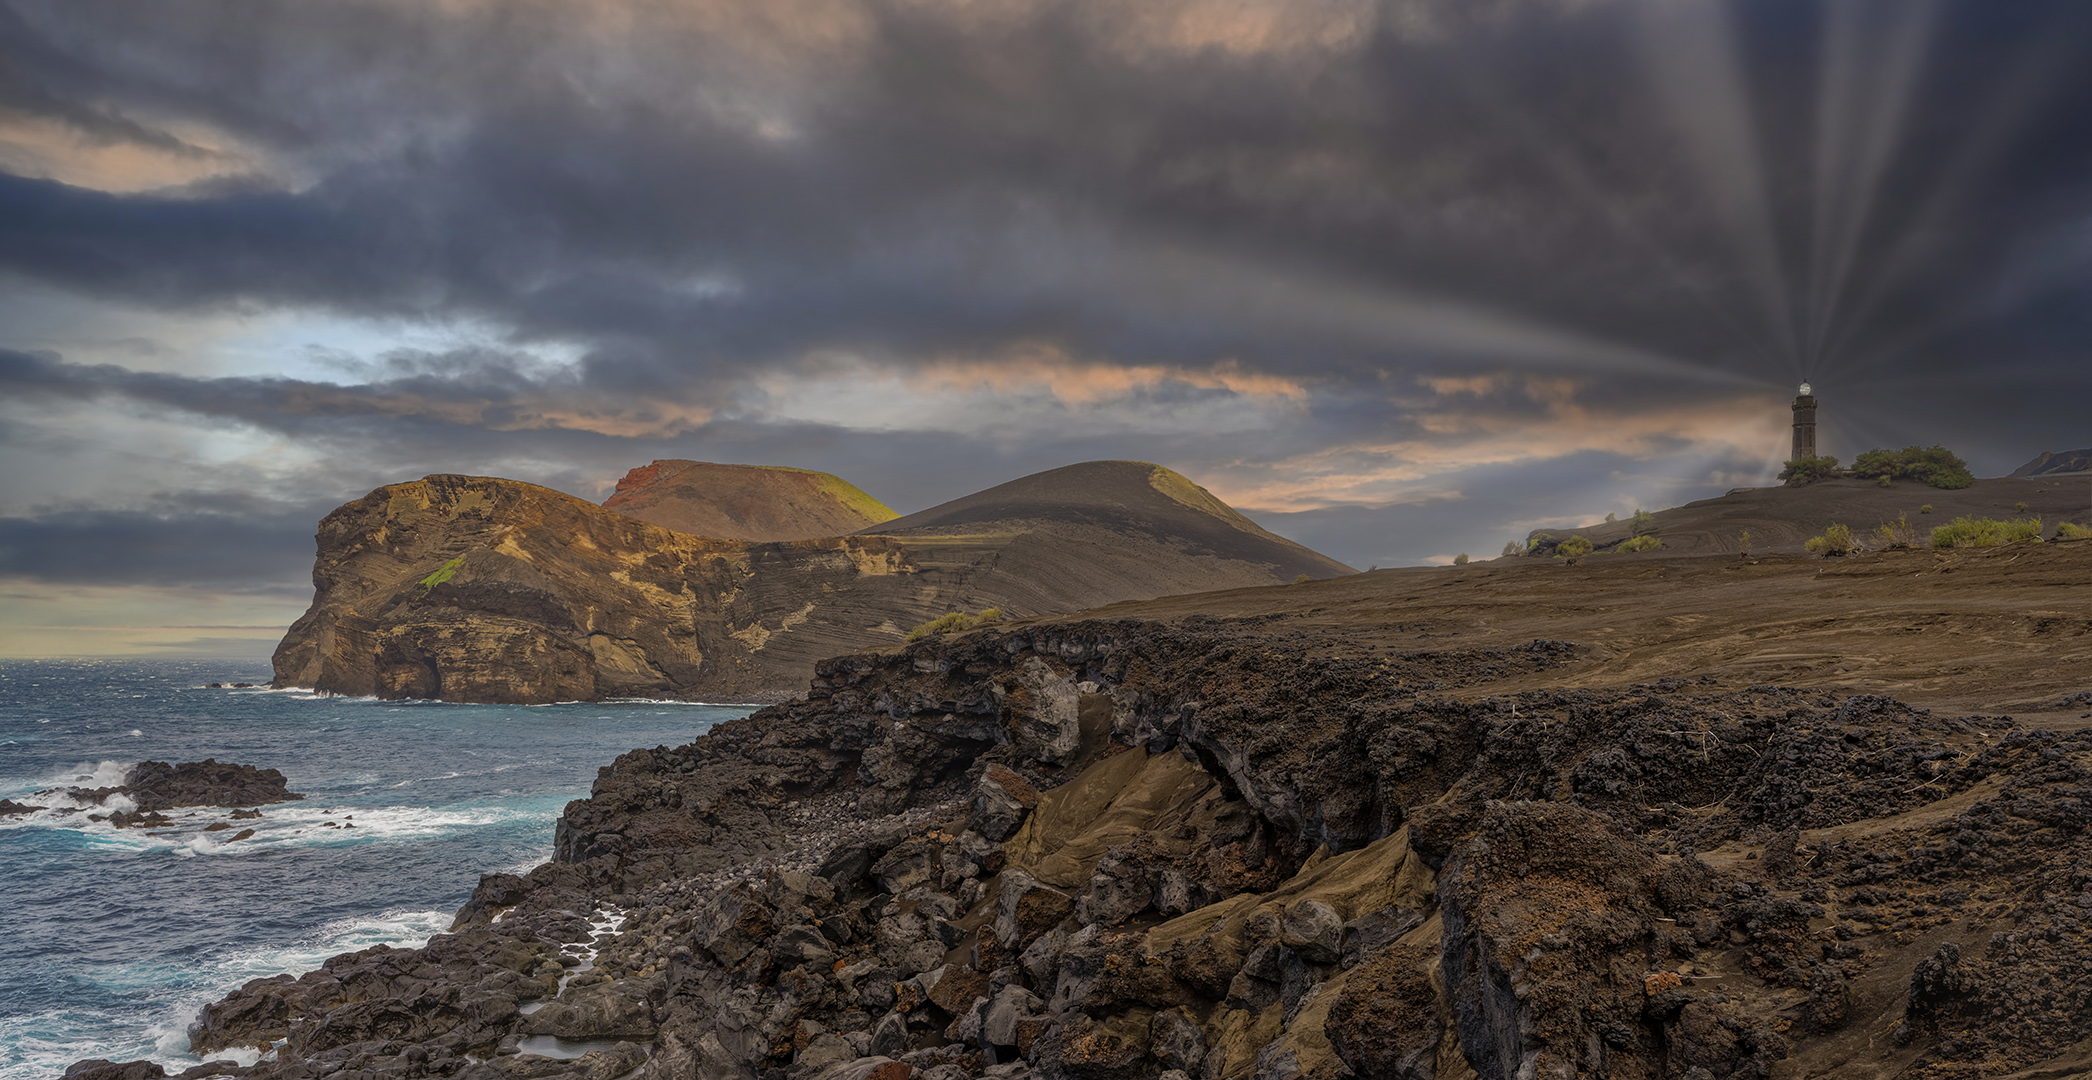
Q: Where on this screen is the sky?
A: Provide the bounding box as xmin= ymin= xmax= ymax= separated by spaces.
xmin=2 ymin=0 xmax=2090 ymax=658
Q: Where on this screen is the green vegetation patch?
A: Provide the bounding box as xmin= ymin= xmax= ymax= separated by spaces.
xmin=1852 ymin=445 xmax=1974 ymax=489
xmin=1554 ymin=535 xmax=1594 ymax=559
xmin=1618 ymin=534 xmax=1662 ymax=553
xmin=418 ymin=557 xmax=466 ymax=593
xmin=1931 ymin=515 xmax=2043 ymax=549
xmin=1779 ymin=455 xmax=1841 ymax=485
xmin=2058 ymin=522 xmax=2092 ymax=541
xmin=907 ymin=607 xmax=1004 ymax=642
xmin=1873 ymin=513 xmax=1920 ymax=550
xmin=804 ymin=471 xmax=899 ymax=523
xmin=1805 ymin=523 xmax=1858 ymax=557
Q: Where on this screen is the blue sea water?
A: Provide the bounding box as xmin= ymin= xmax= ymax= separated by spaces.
xmin=0 ymin=659 xmax=749 ymax=1080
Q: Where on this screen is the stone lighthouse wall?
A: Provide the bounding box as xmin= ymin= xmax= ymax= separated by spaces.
xmin=1791 ymin=393 xmax=1818 ymax=461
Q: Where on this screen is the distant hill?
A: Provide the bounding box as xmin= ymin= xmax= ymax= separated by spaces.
xmin=2010 ymin=449 xmax=2092 ymax=478
xmin=1522 ymin=475 xmax=2092 ymax=558
xmin=603 ymin=460 xmax=897 ymax=540
xmin=272 ymin=462 xmax=1352 ymax=703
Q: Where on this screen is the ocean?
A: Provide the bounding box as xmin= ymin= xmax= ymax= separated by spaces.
xmin=0 ymin=659 xmax=749 ymax=1080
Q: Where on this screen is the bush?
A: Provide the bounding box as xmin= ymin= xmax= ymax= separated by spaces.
xmin=1294 ymin=573 xmax=1312 ymax=584
xmin=1604 ymin=512 xmax=1617 ymax=523
xmin=2015 ymin=501 xmax=2028 ymax=513
xmin=975 ymin=607 xmax=1003 ymax=624
xmin=1805 ymin=523 xmax=1858 ymax=556
xmin=905 ymin=611 xmax=977 ymax=642
xmin=2057 ymin=522 xmax=2092 ymax=540
xmin=1920 ymin=504 xmax=1933 ymax=514
xmin=1501 ymin=541 xmax=1520 ymax=557
xmin=1453 ymin=553 xmax=1469 ymax=565
xmin=1780 ymin=455 xmax=1842 ymax=485
xmin=1618 ymin=534 xmax=1662 ymax=553
xmin=1874 ymin=513 xmax=1920 ymax=550
xmin=1850 ymin=445 xmax=1973 ymax=489
xmin=1738 ymin=529 xmax=1752 ymax=557
xmin=1555 ymin=535 xmax=1594 ymax=559
xmin=1930 ymin=515 xmax=2043 ymax=549
xmin=1631 ymin=509 xmax=1655 ymax=535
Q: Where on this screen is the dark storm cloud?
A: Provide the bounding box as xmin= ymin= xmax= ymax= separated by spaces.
xmin=4 ymin=0 xmax=2089 ymax=393
xmin=0 ymin=506 xmax=323 ymax=591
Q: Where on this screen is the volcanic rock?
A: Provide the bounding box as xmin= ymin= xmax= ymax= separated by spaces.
xmin=270 ymin=462 xmax=1351 ymax=703
xmin=603 ymin=460 xmax=899 ymax=541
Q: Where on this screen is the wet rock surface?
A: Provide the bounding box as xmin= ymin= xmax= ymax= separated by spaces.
xmin=107 ymin=614 xmax=2092 ymax=1080
xmin=45 ymin=759 xmax=304 ymax=813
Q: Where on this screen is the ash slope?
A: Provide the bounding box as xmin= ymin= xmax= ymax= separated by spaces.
xmin=1521 ymin=475 xmax=2092 ymax=558
xmin=177 ymin=542 xmax=2092 ymax=1080
xmin=604 ymin=461 xmax=899 ymax=541
xmin=271 ymin=463 xmax=1350 ymax=703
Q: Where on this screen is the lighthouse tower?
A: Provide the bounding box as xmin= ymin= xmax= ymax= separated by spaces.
xmin=1791 ymin=382 xmax=1818 ymax=461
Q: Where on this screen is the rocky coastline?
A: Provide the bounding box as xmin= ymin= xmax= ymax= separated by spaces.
xmin=4 ymin=760 xmax=303 ymax=831
xmin=65 ymin=610 xmax=2092 ymax=1080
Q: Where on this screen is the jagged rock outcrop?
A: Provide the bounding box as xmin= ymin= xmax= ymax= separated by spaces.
xmin=45 ymin=760 xmax=302 ymax=815
xmin=272 ymin=462 xmax=1352 ymax=703
xmin=171 ymin=605 xmax=2092 ymax=1080
xmin=604 ymin=461 xmax=899 ymax=541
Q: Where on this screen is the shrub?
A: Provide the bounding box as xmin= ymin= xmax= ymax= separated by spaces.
xmin=2058 ymin=522 xmax=2092 ymax=540
xmin=1631 ymin=509 xmax=1655 ymax=535
xmin=1501 ymin=541 xmax=1520 ymax=557
xmin=1780 ymin=455 xmax=1841 ymax=485
xmin=1850 ymin=445 xmax=1973 ymax=489
xmin=1555 ymin=535 xmax=1594 ymax=559
xmin=1738 ymin=529 xmax=1752 ymax=557
xmin=2015 ymin=501 xmax=2028 ymax=513
xmin=1805 ymin=523 xmax=1858 ymax=556
xmin=1453 ymin=553 xmax=1469 ymax=565
xmin=1294 ymin=573 xmax=1312 ymax=584
xmin=1618 ymin=534 xmax=1662 ymax=553
xmin=1604 ymin=512 xmax=1617 ymax=523
xmin=418 ymin=556 xmax=465 ymax=594
xmin=1874 ymin=513 xmax=1920 ymax=550
xmin=1920 ymin=504 xmax=1933 ymax=514
xmin=1878 ymin=475 xmax=1892 ymax=488
xmin=906 ymin=611 xmax=977 ymax=642
xmin=1930 ymin=515 xmax=2044 ymax=549
xmin=975 ymin=607 xmax=1003 ymax=624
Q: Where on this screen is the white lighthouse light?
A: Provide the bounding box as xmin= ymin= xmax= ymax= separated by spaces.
xmin=1799 ymin=381 xmax=1812 ymax=396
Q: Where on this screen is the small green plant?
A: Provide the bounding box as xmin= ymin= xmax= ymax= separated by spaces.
xmin=906 ymin=611 xmax=978 ymax=642
xmin=2057 ymin=522 xmax=2092 ymax=540
xmin=1501 ymin=541 xmax=1520 ymax=557
xmin=1780 ymin=455 xmax=1842 ymax=485
xmin=1738 ymin=529 xmax=1752 ymax=557
xmin=1555 ymin=535 xmax=1594 ymax=559
xmin=1294 ymin=573 xmax=1312 ymax=584
xmin=975 ymin=607 xmax=1003 ymax=624
xmin=1805 ymin=523 xmax=1858 ymax=556
xmin=1453 ymin=553 xmax=1469 ymax=565
xmin=1851 ymin=445 xmax=1973 ymax=489
xmin=2015 ymin=501 xmax=2029 ymax=513
xmin=1873 ymin=513 xmax=1919 ymax=550
xmin=418 ymin=557 xmax=465 ymax=594
xmin=1920 ymin=504 xmax=1933 ymax=514
xmin=1930 ymin=515 xmax=2044 ymax=549
xmin=1631 ymin=509 xmax=1655 ymax=535
xmin=1618 ymin=534 xmax=1662 ymax=553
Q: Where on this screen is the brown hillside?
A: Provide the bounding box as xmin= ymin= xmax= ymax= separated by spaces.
xmin=272 ymin=462 xmax=1352 ymax=702
xmin=602 ymin=460 xmax=897 ymax=540
xmin=1524 ymin=475 xmax=2092 ymax=557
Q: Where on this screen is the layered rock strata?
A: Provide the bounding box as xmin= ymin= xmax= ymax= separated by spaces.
xmin=272 ymin=464 xmax=1351 ymax=703
xmin=166 ymin=618 xmax=2092 ymax=1080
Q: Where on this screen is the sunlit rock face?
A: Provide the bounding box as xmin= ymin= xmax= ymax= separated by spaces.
xmin=602 ymin=460 xmax=900 ymax=541
xmin=271 ymin=462 xmax=1352 ymax=703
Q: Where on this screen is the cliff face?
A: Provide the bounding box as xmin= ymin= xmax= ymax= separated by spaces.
xmin=272 ymin=463 xmax=1353 ymax=703
xmin=604 ymin=460 xmax=899 ymax=541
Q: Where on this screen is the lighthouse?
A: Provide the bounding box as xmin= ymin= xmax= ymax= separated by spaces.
xmin=1791 ymin=382 xmax=1818 ymax=461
